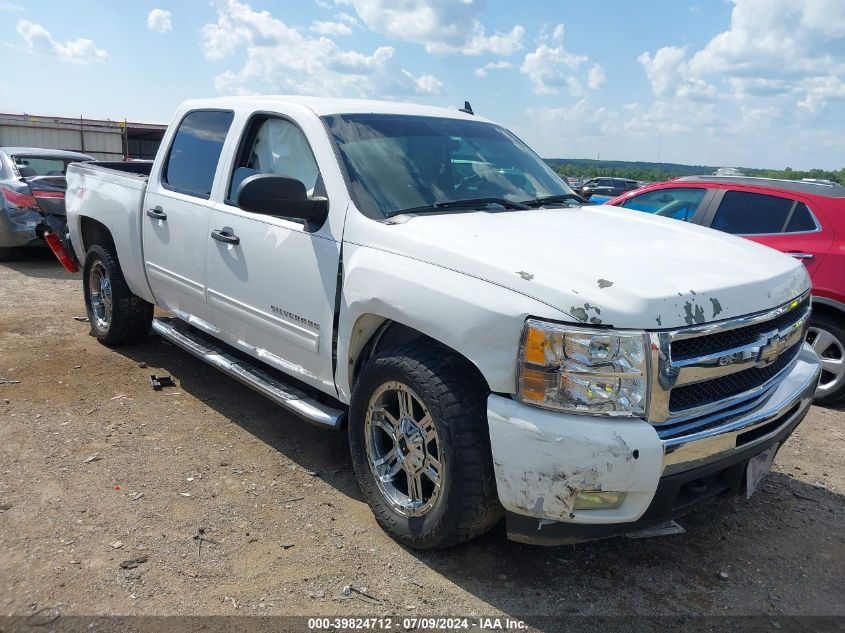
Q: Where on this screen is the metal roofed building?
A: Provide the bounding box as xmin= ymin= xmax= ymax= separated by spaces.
xmin=0 ymin=112 xmax=167 ymax=161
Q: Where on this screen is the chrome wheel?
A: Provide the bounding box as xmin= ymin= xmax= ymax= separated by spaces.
xmin=807 ymin=326 xmax=845 ymax=396
xmin=365 ymin=381 xmax=443 ymax=517
xmin=88 ymin=261 xmax=112 ymax=331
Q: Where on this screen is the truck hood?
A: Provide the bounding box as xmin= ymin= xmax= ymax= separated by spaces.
xmin=363 ymin=205 xmax=810 ymax=330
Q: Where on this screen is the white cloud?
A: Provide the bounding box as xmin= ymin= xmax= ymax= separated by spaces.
xmin=519 ymin=24 xmax=589 ymax=95
xmin=402 ymin=71 xmax=445 ymax=95
xmin=16 ymin=20 xmax=108 ymax=63
xmin=202 ymin=0 xmax=444 ymax=98
xmin=587 ymin=63 xmax=606 ymax=90
xmin=0 ymin=2 xmax=24 ymax=11
xmin=310 ymin=20 xmax=352 ymax=36
xmin=147 ymin=9 xmax=172 ymax=33
xmin=337 ymin=0 xmax=524 ymax=55
xmin=639 ymin=0 xmax=845 ymax=110
xmin=474 ymin=60 xmax=513 ymax=78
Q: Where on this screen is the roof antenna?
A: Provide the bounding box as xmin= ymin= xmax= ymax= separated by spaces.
xmin=459 ymin=101 xmax=474 ymax=115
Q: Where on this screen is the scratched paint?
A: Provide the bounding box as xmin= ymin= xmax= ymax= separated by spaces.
xmin=710 ymin=297 xmax=723 ymax=319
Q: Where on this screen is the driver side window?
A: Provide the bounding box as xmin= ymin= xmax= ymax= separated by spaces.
xmin=228 ymin=117 xmax=320 ymax=202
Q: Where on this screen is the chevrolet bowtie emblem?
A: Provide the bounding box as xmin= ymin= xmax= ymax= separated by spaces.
xmin=756 ymin=331 xmax=783 ymax=367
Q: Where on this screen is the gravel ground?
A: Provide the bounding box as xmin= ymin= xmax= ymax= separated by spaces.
xmin=0 ymin=253 xmax=843 ymax=626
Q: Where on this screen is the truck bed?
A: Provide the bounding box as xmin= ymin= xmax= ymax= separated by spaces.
xmin=65 ymin=160 xmax=156 ymax=304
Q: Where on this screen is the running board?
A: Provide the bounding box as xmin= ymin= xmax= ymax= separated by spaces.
xmin=151 ymin=318 xmax=345 ymax=430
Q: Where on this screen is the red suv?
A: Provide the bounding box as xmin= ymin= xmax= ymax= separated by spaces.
xmin=607 ymin=176 xmax=845 ymax=404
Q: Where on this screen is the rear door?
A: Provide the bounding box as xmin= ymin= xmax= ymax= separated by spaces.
xmin=142 ymin=109 xmax=235 ymax=321
xmin=702 ymin=188 xmax=834 ymax=278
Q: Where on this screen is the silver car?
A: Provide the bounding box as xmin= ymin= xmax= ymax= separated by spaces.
xmin=0 ymin=147 xmax=93 ymax=260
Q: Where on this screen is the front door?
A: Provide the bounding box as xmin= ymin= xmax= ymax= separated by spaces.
xmin=142 ymin=109 xmax=235 ymax=321
xmin=205 ymin=115 xmax=340 ymax=393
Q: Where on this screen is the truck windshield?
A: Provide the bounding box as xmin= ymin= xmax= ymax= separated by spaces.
xmin=323 ymin=114 xmax=574 ymax=218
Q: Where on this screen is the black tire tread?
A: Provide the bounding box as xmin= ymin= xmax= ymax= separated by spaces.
xmin=349 ymin=342 xmax=502 ymax=549
xmin=83 ymin=244 xmax=153 ymax=346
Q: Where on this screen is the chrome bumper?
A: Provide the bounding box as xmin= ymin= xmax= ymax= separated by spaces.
xmin=662 ymin=343 xmax=821 ymax=475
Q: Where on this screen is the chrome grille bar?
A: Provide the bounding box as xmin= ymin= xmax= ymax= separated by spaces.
xmin=647 ymin=291 xmax=811 ymax=425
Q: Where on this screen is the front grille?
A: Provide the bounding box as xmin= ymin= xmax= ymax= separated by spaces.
xmin=649 ymin=293 xmax=810 ymax=428
xmin=671 ymin=296 xmax=809 ymax=361
xmin=669 ymin=342 xmax=801 ymax=412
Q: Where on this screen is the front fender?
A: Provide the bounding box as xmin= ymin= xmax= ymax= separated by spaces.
xmin=336 ymin=243 xmax=569 ymax=402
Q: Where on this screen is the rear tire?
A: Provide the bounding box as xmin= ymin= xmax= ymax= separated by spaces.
xmin=82 ymin=244 xmax=153 ymax=346
xmin=807 ymin=312 xmax=845 ymax=405
xmin=349 ymin=342 xmax=502 ymax=549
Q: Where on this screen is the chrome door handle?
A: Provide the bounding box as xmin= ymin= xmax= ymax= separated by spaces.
xmin=788 ymin=252 xmax=814 ymax=260
xmin=146 ymin=206 xmax=167 ymax=220
xmin=211 ymin=229 xmax=240 ymax=245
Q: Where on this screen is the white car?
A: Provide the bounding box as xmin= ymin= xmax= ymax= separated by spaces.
xmin=62 ymin=96 xmax=821 ymax=548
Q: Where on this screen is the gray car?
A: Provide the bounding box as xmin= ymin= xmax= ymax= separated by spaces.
xmin=0 ymin=147 xmax=94 ymax=260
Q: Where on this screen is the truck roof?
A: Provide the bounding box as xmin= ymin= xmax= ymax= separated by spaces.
xmin=181 ymin=95 xmax=491 ymax=122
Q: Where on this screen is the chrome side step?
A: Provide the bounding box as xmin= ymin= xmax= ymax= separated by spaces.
xmin=151 ymin=317 xmax=345 ymax=429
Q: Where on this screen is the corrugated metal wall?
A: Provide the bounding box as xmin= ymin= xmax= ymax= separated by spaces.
xmin=0 ymin=114 xmax=166 ymax=161
xmin=0 ymin=115 xmax=123 ymax=160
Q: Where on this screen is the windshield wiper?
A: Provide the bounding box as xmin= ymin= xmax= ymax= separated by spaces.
xmin=520 ymin=193 xmax=589 ymax=207
xmin=388 ymin=197 xmax=529 ymax=217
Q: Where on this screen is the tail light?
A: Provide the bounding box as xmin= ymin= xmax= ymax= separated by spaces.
xmin=0 ymin=185 xmax=37 ymax=209
xmin=33 ymin=190 xmax=65 ymax=200
xmin=43 ymin=231 xmax=79 ymax=273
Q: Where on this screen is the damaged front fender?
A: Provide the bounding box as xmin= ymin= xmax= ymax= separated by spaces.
xmin=487 ymin=394 xmax=664 ymax=525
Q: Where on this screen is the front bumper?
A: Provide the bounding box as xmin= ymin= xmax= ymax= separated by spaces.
xmin=487 ymin=344 xmax=821 ymax=545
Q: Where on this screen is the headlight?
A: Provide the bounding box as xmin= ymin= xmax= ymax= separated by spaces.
xmin=518 ymin=319 xmax=648 ymax=416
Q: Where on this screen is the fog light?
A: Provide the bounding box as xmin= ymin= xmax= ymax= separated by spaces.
xmin=573 ymin=490 xmax=627 ymax=510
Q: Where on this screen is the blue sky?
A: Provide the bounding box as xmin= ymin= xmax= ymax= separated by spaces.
xmin=1 ymin=0 xmax=843 ymax=169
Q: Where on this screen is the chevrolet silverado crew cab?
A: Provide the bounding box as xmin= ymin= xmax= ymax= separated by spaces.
xmin=61 ymin=97 xmax=821 ymax=548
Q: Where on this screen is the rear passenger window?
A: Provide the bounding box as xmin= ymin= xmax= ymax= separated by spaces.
xmin=163 ymin=110 xmax=234 ymax=199
xmin=711 ymin=191 xmax=794 ymax=234
xmin=785 ymin=203 xmax=818 ymax=233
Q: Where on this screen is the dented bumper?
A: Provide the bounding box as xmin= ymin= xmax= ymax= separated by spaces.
xmin=488 ymin=344 xmax=821 ymax=545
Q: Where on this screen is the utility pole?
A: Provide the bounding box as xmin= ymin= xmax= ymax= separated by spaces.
xmin=596 ymin=152 xmax=600 ymax=175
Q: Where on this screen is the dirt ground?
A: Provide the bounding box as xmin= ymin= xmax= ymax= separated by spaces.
xmin=1 ymin=253 xmax=843 ymax=625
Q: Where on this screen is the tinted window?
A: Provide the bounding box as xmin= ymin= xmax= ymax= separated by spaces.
xmin=621 ymin=187 xmax=706 ymax=222
xmin=711 ymin=191 xmax=794 ymax=234
xmin=785 ymin=203 xmax=818 ymax=232
xmin=598 ymin=179 xmax=613 ymax=187
xmin=164 ymin=110 xmax=234 ymax=198
xmin=229 ymin=117 xmax=320 ymax=201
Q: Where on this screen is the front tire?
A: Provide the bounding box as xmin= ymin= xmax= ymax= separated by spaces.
xmin=807 ymin=313 xmax=845 ymax=405
xmin=349 ymin=343 xmax=502 ymax=549
xmin=82 ymin=244 xmax=153 ymax=345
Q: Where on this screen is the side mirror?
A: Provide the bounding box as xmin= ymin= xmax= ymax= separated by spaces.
xmin=236 ymin=174 xmax=328 ymax=227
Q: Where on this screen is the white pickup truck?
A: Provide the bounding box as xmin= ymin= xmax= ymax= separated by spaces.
xmin=63 ymin=96 xmax=821 ymax=548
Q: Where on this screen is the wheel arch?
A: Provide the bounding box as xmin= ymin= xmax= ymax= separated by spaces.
xmin=812 ymin=296 xmax=845 ymax=322
xmin=79 ymin=216 xmax=115 ymax=252
xmin=347 ymin=315 xmax=491 ymax=397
